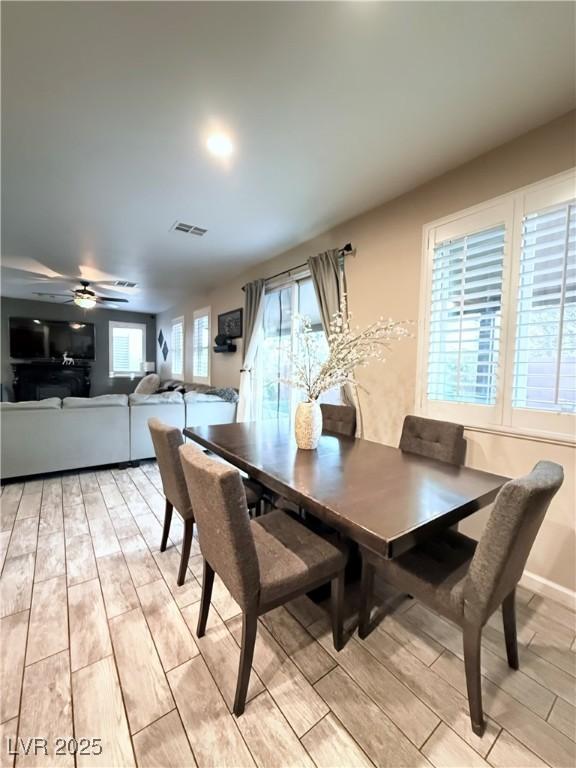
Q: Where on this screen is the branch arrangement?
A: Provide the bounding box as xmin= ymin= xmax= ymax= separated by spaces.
xmin=282 ymin=294 xmax=411 ymax=401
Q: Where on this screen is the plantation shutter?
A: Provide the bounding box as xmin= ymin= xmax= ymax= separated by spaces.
xmin=172 ymin=319 xmax=184 ymax=377
xmin=427 ymin=224 xmax=505 ymax=405
xmin=112 ymin=331 xmax=130 ymax=372
xmin=512 ymin=201 xmax=576 ymax=413
xmin=110 ymin=323 xmax=145 ymax=375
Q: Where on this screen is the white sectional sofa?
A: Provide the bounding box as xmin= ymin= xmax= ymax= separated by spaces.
xmin=129 ymin=392 xmax=186 ymax=461
xmin=1 ymin=395 xmax=130 ymax=478
xmin=1 ymin=389 xmax=237 ymax=479
xmin=184 ymin=390 xmax=237 ymax=429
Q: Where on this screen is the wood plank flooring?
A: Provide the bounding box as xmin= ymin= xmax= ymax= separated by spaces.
xmin=1 ymin=463 xmax=575 ymax=767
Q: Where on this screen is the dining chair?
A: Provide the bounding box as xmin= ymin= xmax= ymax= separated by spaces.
xmin=399 ymin=414 xmax=466 ymax=465
xmin=148 ymin=418 xmax=263 ymax=585
xmin=320 ymin=403 xmax=357 ymax=437
xmin=274 ymin=403 xmax=357 ymax=515
xmin=358 ymin=460 xmax=564 ymax=736
xmin=178 ymin=443 xmax=348 ymax=715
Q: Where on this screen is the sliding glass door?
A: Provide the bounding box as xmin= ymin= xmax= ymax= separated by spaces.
xmin=252 ymin=276 xmax=333 ymax=420
xmin=255 ymin=283 xmax=295 ymax=419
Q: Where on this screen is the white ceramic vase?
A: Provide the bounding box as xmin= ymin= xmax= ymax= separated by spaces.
xmin=294 ymin=400 xmax=323 ymax=450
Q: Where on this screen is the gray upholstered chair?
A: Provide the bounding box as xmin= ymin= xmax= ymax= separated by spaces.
xmin=399 ymin=415 xmax=466 ymax=465
xmin=320 ymin=403 xmax=357 ymax=437
xmin=179 ymin=443 xmax=348 ymax=716
xmin=148 ymin=418 xmax=263 ymax=586
xmin=358 ymin=461 xmax=564 ymax=736
xmin=148 ymin=418 xmax=195 ymax=585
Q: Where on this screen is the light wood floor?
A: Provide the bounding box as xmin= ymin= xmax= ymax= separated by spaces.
xmin=1 ymin=463 xmax=575 ymax=768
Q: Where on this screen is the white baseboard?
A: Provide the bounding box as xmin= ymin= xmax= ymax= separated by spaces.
xmin=520 ymin=570 xmax=576 ymax=611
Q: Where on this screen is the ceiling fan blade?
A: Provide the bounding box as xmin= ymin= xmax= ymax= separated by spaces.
xmin=33 ymin=292 xmax=73 ymax=298
xmin=1 ymin=257 xmax=64 ymax=279
xmin=96 ymin=296 xmax=129 ymax=303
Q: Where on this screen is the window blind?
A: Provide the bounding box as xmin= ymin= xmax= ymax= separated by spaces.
xmin=427 ymin=224 xmax=505 ymax=405
xmin=172 ymin=319 xmax=184 ymax=377
xmin=193 ymin=313 xmax=210 ymax=379
xmin=512 ymin=201 xmax=575 ymax=413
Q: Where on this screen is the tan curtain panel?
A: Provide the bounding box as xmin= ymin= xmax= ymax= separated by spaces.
xmin=307 ymin=250 xmax=361 ymax=435
xmin=237 ymin=279 xmax=265 ymax=422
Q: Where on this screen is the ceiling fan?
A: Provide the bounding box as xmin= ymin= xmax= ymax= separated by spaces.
xmin=34 ymin=280 xmax=129 ymax=310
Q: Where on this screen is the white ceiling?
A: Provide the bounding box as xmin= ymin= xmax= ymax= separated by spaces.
xmin=2 ymin=1 xmax=575 ymax=313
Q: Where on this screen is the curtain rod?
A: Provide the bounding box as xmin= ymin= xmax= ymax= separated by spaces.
xmin=242 ymin=243 xmax=354 ymax=291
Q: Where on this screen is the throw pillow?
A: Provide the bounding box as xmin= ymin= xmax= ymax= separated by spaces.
xmin=134 ymin=373 xmax=160 ymax=395
xmin=157 ymin=383 xmax=186 ymax=394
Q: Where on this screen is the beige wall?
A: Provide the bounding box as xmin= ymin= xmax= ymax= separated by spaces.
xmin=158 ymin=111 xmax=576 ymax=596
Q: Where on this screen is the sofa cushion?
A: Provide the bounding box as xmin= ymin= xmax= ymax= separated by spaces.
xmin=161 ymin=379 xmax=184 ymax=389
xmin=206 ymin=387 xmax=239 ymax=403
xmin=134 ymin=373 xmax=160 ymax=395
xmin=129 ymin=391 xmax=183 ymax=406
xmin=184 ymin=388 xmax=239 ymax=404
xmin=63 ymin=395 xmax=128 ymax=408
xmin=157 ymin=384 xmax=186 ymax=394
xmin=1 ymin=397 xmax=62 ymax=411
xmin=184 ymin=391 xmax=224 ymax=404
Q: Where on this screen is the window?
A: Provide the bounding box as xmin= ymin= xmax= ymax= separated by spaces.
xmin=419 ymin=170 xmax=575 ymax=439
xmin=427 ymin=225 xmax=505 ymax=407
xmin=512 ymin=202 xmax=575 ymax=414
xmin=171 ymin=317 xmax=184 ymax=378
xmin=252 ymin=275 xmax=334 ymax=420
xmin=192 ymin=307 xmax=210 ymax=384
xmin=109 ymin=321 xmax=146 ymax=377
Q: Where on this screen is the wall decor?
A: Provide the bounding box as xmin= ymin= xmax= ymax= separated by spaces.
xmin=162 ymin=340 xmax=169 ymax=361
xmin=218 ymin=308 xmax=243 ymax=339
xmin=157 ymin=329 xmax=164 ymax=348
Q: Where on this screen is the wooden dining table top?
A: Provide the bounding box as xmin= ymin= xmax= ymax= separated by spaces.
xmin=183 ymin=420 xmax=509 ymax=559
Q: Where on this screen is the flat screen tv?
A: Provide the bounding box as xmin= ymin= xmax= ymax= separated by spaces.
xmin=9 ymin=317 xmax=96 ymax=361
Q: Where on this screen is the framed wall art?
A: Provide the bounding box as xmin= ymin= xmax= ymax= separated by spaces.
xmin=217 ymin=308 xmax=243 ymax=339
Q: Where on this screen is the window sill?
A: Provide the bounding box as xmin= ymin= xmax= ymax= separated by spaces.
xmin=109 ymin=373 xmax=141 ymax=379
xmin=463 ymin=423 xmax=575 ymax=448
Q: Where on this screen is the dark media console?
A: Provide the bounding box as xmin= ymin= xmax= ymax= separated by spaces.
xmin=12 ymin=361 xmax=92 ymax=401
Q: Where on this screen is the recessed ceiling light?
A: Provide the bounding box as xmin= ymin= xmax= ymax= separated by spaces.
xmin=206 ymin=132 xmax=234 ymax=159
xmin=33 ymin=319 xmax=41 ymax=324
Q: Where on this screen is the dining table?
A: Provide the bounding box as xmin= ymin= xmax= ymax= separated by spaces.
xmin=183 ymin=420 xmax=509 ymax=560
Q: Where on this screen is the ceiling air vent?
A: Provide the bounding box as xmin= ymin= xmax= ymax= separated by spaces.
xmin=113 ymin=280 xmax=138 ymax=288
xmin=171 ymin=221 xmax=207 ymax=236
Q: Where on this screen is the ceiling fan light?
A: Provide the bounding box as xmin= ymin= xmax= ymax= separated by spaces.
xmin=74 ymin=295 xmax=96 ymax=309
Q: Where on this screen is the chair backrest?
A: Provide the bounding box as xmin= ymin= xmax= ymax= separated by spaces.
xmin=399 ymin=415 xmax=466 ymax=466
xmin=464 ymin=461 xmax=563 ymax=624
xmin=320 ymin=403 xmax=356 ymax=437
xmin=147 ymin=418 xmax=193 ymax=519
xmin=178 ymin=444 xmax=260 ymax=610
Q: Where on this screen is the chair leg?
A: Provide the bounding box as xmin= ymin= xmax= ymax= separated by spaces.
xmin=502 ymin=589 xmax=519 ymax=670
xmin=331 ymin=571 xmax=345 ymax=651
xmin=463 ymin=623 xmax=485 ymax=737
xmin=160 ymin=499 xmax=173 ymax=552
xmin=233 ymin=610 xmax=258 ymax=716
xmin=196 ymin=559 xmax=215 ymax=638
xmin=177 ymin=518 xmax=194 ymax=587
xmin=358 ymin=556 xmax=375 ymax=639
